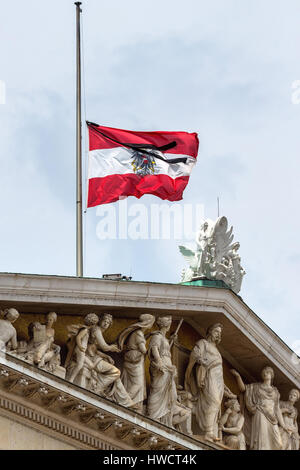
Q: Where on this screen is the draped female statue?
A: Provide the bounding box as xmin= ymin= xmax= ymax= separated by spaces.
xmin=147 ymin=316 xmax=191 ymax=432
xmin=231 ymin=367 xmax=290 ymax=450
xmin=279 ymin=389 xmax=300 ymax=450
xmin=118 ymin=314 xmax=155 ymax=413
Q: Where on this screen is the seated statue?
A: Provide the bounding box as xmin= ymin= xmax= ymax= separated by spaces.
xmin=219 ymin=398 xmax=246 ymax=449
xmin=176 ymin=387 xmax=195 ymax=435
xmin=66 ymin=313 xmax=133 ymax=408
xmin=0 ymin=308 xmax=19 ymax=352
xmin=22 ymin=312 xmax=65 ymax=378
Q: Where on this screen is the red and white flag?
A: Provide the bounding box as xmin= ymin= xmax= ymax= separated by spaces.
xmin=86 ymin=122 xmax=199 ymax=207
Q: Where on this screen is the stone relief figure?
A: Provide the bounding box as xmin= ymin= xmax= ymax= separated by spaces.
xmin=66 ymin=313 xmax=133 ymax=408
xmin=0 ymin=308 xmax=19 ymax=351
xmin=279 ymin=389 xmax=300 ymax=450
xmin=218 ymin=398 xmax=246 ymax=450
xmin=147 ymin=316 xmax=192 ymax=433
xmin=65 ymin=313 xmax=99 ymax=383
xmin=231 ymin=367 xmax=290 ymax=450
xmin=227 ymin=242 xmax=246 ymax=293
xmin=179 ymin=216 xmax=245 ymax=293
xmin=176 ymin=387 xmax=196 ymax=436
xmin=22 ymin=312 xmax=64 ymax=377
xmin=180 ymin=220 xmax=214 ymax=283
xmin=184 ymin=323 xmax=235 ymax=441
xmin=117 ymin=314 xmax=155 ymax=413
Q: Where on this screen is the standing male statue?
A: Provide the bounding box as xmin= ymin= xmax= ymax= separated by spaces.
xmin=184 ymin=323 xmax=234 ymax=441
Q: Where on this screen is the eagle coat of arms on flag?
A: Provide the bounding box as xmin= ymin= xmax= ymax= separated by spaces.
xmin=130 ymin=148 xmax=157 ymax=176
xmin=86 ymin=122 xmax=199 ymax=207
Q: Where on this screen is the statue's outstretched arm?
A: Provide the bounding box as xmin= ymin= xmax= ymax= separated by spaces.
xmin=171 ymin=341 xmax=191 ymax=355
xmin=219 ymin=409 xmax=231 ymax=428
xmin=93 ymin=328 xmax=112 ymax=352
xmin=224 ymin=384 xmax=237 ymax=399
xmin=230 ymin=369 xmax=246 ymax=393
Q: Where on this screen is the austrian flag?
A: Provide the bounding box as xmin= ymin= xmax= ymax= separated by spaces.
xmin=86 ymin=122 xmax=199 ymax=207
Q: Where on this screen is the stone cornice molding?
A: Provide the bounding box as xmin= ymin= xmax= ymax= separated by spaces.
xmin=0 ymin=353 xmax=213 ymax=451
xmin=0 ymin=393 xmax=118 ymax=450
xmin=0 ymin=273 xmax=298 ymax=388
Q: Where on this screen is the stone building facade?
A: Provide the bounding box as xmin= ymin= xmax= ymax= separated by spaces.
xmin=0 ymin=272 xmax=298 ymax=450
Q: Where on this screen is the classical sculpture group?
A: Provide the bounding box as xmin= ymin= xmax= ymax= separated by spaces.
xmin=179 ymin=216 xmax=245 ymax=293
xmin=0 ymin=307 xmax=298 ymax=450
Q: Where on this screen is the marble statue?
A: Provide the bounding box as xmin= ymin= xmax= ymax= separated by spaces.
xmin=179 ymin=216 xmax=245 ymax=293
xmin=279 ymin=389 xmax=300 ymax=450
xmin=22 ymin=312 xmax=65 ymax=378
xmin=0 ymin=308 xmax=19 ymax=351
xmin=147 ymin=316 xmax=192 ymax=433
xmin=184 ymin=323 xmax=235 ymax=441
xmin=117 ymin=314 xmax=155 ymax=413
xmin=219 ymin=398 xmax=246 ymax=450
xmin=231 ymin=367 xmax=290 ymax=450
xmin=65 ymin=313 xmax=99 ymax=383
xmin=176 ymin=387 xmax=195 ymax=436
xmin=1 ymin=305 xmax=297 ymax=450
xmin=66 ymin=313 xmax=133 ymax=408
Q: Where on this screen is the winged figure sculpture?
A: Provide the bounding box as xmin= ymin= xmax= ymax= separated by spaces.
xmin=179 ymin=216 xmax=245 ymax=293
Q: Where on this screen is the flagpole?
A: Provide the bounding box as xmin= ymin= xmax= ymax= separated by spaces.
xmin=75 ymin=2 xmax=83 ymax=277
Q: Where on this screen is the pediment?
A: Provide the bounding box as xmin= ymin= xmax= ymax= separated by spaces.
xmin=0 ymin=273 xmax=298 ymax=450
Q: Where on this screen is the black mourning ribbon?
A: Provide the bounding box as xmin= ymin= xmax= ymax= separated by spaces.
xmin=86 ymin=121 xmax=188 ymax=164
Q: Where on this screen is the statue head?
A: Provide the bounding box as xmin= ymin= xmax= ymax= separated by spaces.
xmin=261 ymin=366 xmax=274 ymax=383
xmin=47 ymin=312 xmax=57 ymax=326
xmin=99 ymin=313 xmax=113 ymax=330
xmin=138 ymin=314 xmax=155 ymax=330
xmin=3 ymin=308 xmax=19 ymax=323
xmin=206 ymin=323 xmax=223 ymax=344
xmin=225 ymin=398 xmax=240 ymax=413
xmin=84 ymin=313 xmax=99 ymax=327
xmin=196 ymin=220 xmax=212 ymax=243
xmin=156 ymin=315 xmax=172 ymax=331
xmin=288 ymin=389 xmax=300 ymax=404
xmin=232 ymin=242 xmax=240 ymax=251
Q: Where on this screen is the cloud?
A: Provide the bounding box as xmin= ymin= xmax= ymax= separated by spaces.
xmin=0 ymin=0 xmax=299 ymax=349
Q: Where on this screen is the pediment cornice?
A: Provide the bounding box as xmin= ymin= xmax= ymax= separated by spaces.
xmin=0 ymin=352 xmax=214 ymax=450
xmin=0 ymin=273 xmax=298 ymax=390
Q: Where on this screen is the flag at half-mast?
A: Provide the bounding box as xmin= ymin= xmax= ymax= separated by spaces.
xmin=86 ymin=121 xmax=199 ymax=207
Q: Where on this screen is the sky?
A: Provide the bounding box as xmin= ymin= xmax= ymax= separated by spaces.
xmin=0 ymin=0 xmax=300 ymax=351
